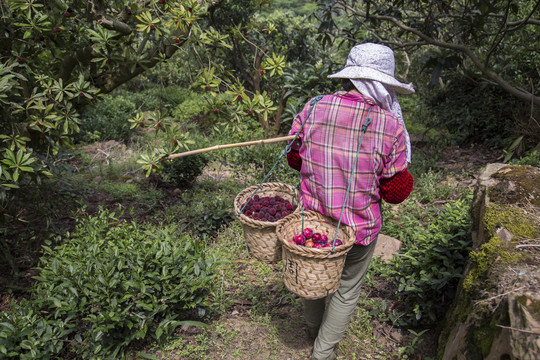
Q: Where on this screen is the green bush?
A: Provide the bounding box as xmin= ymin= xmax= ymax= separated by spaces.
xmin=123 ymin=86 xmax=192 ymax=114
xmin=423 ymin=74 xmax=520 ymax=148
xmin=378 ymin=194 xmax=473 ymax=326
xmin=77 ymin=95 xmax=137 ymax=143
xmin=510 ymin=150 xmax=540 ymax=167
xmin=0 ymin=209 xmax=216 ymax=359
xmin=162 ymin=154 xmax=209 ymax=188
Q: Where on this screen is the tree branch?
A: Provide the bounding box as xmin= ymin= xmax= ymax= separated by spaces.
xmin=95 ymin=36 xmax=189 ymax=94
xmin=367 ymin=13 xmax=540 ymax=106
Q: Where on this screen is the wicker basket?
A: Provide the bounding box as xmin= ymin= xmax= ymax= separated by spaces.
xmin=234 ymin=182 xmax=300 ymax=263
xmin=276 ymin=211 xmax=356 ymax=300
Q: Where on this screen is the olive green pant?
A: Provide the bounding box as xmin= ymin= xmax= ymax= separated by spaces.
xmin=305 ymin=237 xmax=378 ymax=360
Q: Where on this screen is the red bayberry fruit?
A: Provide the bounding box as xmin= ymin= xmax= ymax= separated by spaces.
xmin=303 ymin=228 xmax=314 ymax=239
xmin=35 ymin=121 xmax=40 ymax=126
xmin=79 ymin=92 xmax=84 ymax=97
xmin=312 ymin=233 xmax=322 ymax=243
xmin=321 ymin=234 xmax=328 ymax=244
xmin=156 ymin=122 xmax=162 ymax=128
xmin=286 ymin=203 xmax=292 ymax=210
xmin=58 ymin=137 xmax=63 ymax=143
xmin=305 ymin=240 xmax=314 ymax=248
xmin=323 ymin=243 xmax=332 ymax=248
xmin=160 ymin=158 xmax=164 ymax=162
xmin=65 ymin=11 xmax=71 ymax=17
xmin=107 ymin=58 xmax=112 ymax=64
xmin=253 ymin=195 xmax=259 ymax=201
xmin=54 ymin=26 xmax=61 ymax=32
xmin=254 ymin=204 xmax=261 ymax=211
xmin=173 ymin=139 xmax=178 ymax=144
xmin=275 ymin=212 xmax=282 ymax=219
xmin=313 ymin=243 xmax=323 ymax=249
xmin=139 ymin=121 xmax=145 ymax=127
xmin=333 ymin=239 xmax=343 ymax=247
xmin=294 ymin=234 xmax=306 ymax=245
xmin=247 ymin=110 xmax=253 ymax=115
xmin=159 ymin=0 xmax=165 ymax=3
xmin=16 ymin=57 xmax=23 ymax=63
xmin=269 ymin=208 xmax=276 ymax=216
xmin=150 ymin=24 xmax=156 ymax=31
xmin=175 ymin=38 xmax=180 ymax=43
xmin=263 ymin=200 xmax=269 ymax=207
xmin=188 ymin=7 xmax=193 ymax=12
xmin=214 ymin=109 xmax=219 ymax=114
xmin=39 ymin=134 xmax=45 ymax=139
xmin=237 ymin=94 xmax=242 ymax=100
xmin=151 ymin=164 xmax=156 ymax=168
xmin=260 ymin=70 xmax=264 ymax=75
xmin=189 ymin=21 xmax=193 ymax=26
xmin=205 ymin=85 xmax=210 ymax=91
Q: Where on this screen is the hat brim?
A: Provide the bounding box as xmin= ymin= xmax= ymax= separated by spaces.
xmin=328 ymin=67 xmax=415 ymax=95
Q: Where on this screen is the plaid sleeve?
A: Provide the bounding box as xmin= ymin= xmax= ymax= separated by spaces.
xmin=288 ymin=100 xmax=313 ymax=139
xmin=380 ymin=116 xmax=409 ymax=178
xmin=380 ymin=169 xmax=413 ymax=204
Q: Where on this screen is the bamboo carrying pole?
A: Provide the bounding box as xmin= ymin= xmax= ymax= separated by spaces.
xmin=168 ymin=135 xmax=296 ymax=160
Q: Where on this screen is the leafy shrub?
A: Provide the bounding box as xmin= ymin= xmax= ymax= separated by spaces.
xmin=123 ymin=86 xmax=191 ymax=114
xmin=176 ymin=181 xmax=238 ymax=238
xmin=378 ymin=194 xmax=473 ymax=326
xmin=77 ymin=95 xmax=136 ymax=143
xmin=171 ymin=94 xmax=208 ymax=122
xmin=423 ymin=74 xmax=520 ymax=148
xmin=0 ymin=209 xmax=216 ymax=359
xmin=510 ymin=150 xmax=540 ymax=167
xmin=162 ymin=154 xmax=209 ymax=188
xmin=230 ymin=142 xmax=298 ymax=184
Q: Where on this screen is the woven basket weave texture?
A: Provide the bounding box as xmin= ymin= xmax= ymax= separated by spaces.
xmin=276 ymin=211 xmax=355 ymax=300
xmin=234 ymin=182 xmax=300 ymax=263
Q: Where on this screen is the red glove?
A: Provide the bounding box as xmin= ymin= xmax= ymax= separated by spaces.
xmin=380 ymin=170 xmax=414 ymax=204
xmin=286 ymin=139 xmax=302 ymax=171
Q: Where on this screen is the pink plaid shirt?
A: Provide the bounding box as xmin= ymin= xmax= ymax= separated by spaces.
xmin=289 ymin=91 xmax=408 ymax=245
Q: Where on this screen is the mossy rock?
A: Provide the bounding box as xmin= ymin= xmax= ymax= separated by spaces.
xmin=439 ymin=164 xmax=540 ymax=360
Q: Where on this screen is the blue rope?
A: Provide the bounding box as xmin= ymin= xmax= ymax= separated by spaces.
xmin=330 ymin=106 xmax=374 ymax=252
xmin=238 ymin=95 xmax=324 ymax=215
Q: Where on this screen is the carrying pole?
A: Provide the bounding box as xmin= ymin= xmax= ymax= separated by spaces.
xmin=168 ymin=135 xmax=295 ymax=160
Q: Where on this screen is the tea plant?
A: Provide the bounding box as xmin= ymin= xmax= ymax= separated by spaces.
xmin=377 ymin=194 xmax=473 ymax=325
xmin=0 ymin=208 xmax=217 ymax=359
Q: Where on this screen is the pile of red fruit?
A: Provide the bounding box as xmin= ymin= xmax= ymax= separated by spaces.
xmin=241 ymin=194 xmax=297 ymax=222
xmin=290 ymin=227 xmax=343 ymax=249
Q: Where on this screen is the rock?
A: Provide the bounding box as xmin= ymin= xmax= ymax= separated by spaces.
xmin=438 ymin=163 xmax=540 ymax=360
xmin=373 ymin=234 xmax=401 ymax=261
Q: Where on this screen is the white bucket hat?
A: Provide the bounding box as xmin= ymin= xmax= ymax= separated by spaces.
xmin=328 ymin=43 xmax=414 ymax=95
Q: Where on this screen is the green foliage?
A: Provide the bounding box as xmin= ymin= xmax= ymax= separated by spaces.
xmin=229 ymin=142 xmax=299 ymax=185
xmin=0 ymin=209 xmax=216 ymax=359
xmin=424 ymin=75 xmax=520 ymax=148
xmin=162 ymin=153 xmax=209 ymax=188
xmin=510 ymin=150 xmax=540 ymax=167
xmin=175 ymin=180 xmax=238 ymax=238
xmin=378 ymin=194 xmax=473 ymax=326
xmin=0 ymin=0 xmax=201 ymax=198
xmin=77 ymin=95 xmax=137 ymax=143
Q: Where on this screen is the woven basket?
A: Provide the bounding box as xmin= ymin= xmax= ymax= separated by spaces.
xmin=234 ymin=182 xmax=300 ymax=263
xmin=276 ymin=211 xmax=356 ymax=300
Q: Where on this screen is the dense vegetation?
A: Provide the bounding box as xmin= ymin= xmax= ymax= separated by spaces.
xmin=1 ymin=0 xmax=539 ymax=358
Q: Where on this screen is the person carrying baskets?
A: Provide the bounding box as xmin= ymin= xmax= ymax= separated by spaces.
xmin=286 ymin=43 xmax=415 ymax=360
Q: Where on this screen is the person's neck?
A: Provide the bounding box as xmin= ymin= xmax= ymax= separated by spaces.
xmin=348 ymin=89 xmax=362 ymax=96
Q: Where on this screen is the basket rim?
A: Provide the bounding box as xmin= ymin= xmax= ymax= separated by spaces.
xmin=234 ymin=182 xmax=300 ymax=229
xmin=276 ymin=210 xmax=356 ymax=259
